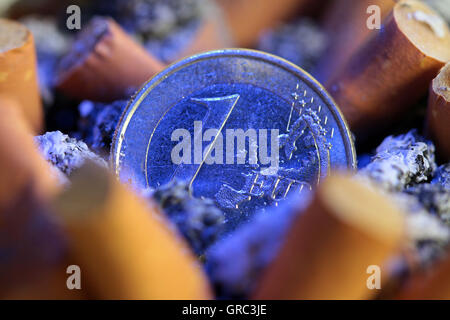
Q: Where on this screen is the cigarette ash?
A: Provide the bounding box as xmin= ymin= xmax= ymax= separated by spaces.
xmin=35 ymin=131 xmax=107 ymax=177
xmin=205 ymin=191 xmax=311 ymax=299
xmin=150 ymin=180 xmax=226 ymax=256
xmin=76 ymin=100 xmax=127 ymax=156
xmin=359 ymin=130 xmax=436 ymax=192
xmin=91 ymin=0 xmax=210 ymax=63
xmin=56 ymin=16 xmax=110 ymax=79
xmin=257 ymin=18 xmax=328 ymax=73
xmin=432 ymin=164 xmax=450 ymax=190
xmin=393 ymin=192 xmax=450 ymax=267
xmin=358 ymin=130 xmax=450 ymax=268
xmin=405 ymin=184 xmax=450 ymax=225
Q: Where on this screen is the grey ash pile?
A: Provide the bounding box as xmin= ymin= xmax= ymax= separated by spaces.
xmin=406 ymin=181 xmax=450 ymax=224
xmin=359 ymin=130 xmax=436 ymax=191
xmin=151 ymin=180 xmax=226 ymax=256
xmin=77 ymin=100 xmax=127 ymax=156
xmin=359 ymin=130 xmax=450 ymax=268
xmin=35 ymin=131 xmax=107 ymax=178
xmin=433 ymin=164 xmax=450 ymax=190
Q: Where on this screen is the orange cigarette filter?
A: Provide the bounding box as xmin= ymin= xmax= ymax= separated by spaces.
xmin=0 ymin=98 xmax=59 ymax=212
xmin=0 ymin=19 xmax=43 ymax=133
xmin=396 ymin=249 xmax=450 ymax=299
xmin=56 ymin=17 xmax=165 ymax=102
xmin=0 ymin=98 xmax=68 ymax=299
xmin=253 ymin=173 xmax=405 ymax=300
xmin=52 ymin=163 xmax=212 ymax=300
xmin=327 ymin=0 xmax=450 ymax=139
xmin=216 ymin=0 xmax=312 ymax=47
xmin=426 ymin=62 xmax=450 ymax=161
xmin=316 ymin=0 xmax=395 ymax=84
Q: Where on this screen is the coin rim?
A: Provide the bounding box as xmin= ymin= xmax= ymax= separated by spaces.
xmin=111 ymin=48 xmax=357 ymax=178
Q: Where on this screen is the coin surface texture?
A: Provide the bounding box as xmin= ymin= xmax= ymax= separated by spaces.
xmin=112 ymin=49 xmax=356 ymax=226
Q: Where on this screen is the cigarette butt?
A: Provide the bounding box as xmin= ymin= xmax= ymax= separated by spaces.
xmin=0 ymin=98 xmax=69 ymax=299
xmin=396 ymin=250 xmax=450 ymax=299
xmin=0 ymin=19 xmax=43 ymax=133
xmin=253 ymin=173 xmax=405 ymax=300
xmin=56 ymin=17 xmax=165 ymax=102
xmin=426 ymin=63 xmax=450 ymax=161
xmin=315 ymin=0 xmax=395 ymax=83
xmin=216 ymin=0 xmax=311 ymax=47
xmin=52 ymin=163 xmax=212 ymax=300
xmin=327 ymin=0 xmax=450 ymax=139
xmin=0 ymin=98 xmax=59 ymax=212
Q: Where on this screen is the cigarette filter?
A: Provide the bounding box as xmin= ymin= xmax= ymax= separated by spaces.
xmin=52 ymin=163 xmax=212 ymax=299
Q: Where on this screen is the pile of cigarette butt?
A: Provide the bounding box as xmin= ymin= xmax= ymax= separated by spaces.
xmin=1 ymin=0 xmax=450 ymax=300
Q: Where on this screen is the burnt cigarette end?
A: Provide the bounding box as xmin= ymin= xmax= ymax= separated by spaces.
xmin=397 ymin=1 xmax=450 ymax=62
xmin=327 ymin=0 xmax=450 ymax=139
xmin=57 ymin=17 xmax=110 ymax=76
xmin=55 ymin=17 xmax=165 ymax=102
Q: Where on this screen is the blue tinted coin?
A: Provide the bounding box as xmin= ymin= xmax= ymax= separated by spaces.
xmin=112 ymin=49 xmax=356 ymax=227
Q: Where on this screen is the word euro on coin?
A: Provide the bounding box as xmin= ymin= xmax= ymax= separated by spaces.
xmin=112 ymin=49 xmax=356 ymax=226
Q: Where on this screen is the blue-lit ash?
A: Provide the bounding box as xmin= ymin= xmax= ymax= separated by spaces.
xmin=35 ymin=131 xmax=107 ymax=177
xmin=77 ymin=100 xmax=127 ymax=156
xmin=433 ymin=164 xmax=450 ymax=190
xmin=359 ymin=130 xmax=436 ymax=192
xmin=405 ymin=184 xmax=450 ymax=225
xmin=359 ymin=130 xmax=450 ymax=268
xmin=151 ymin=180 xmax=226 ymax=256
